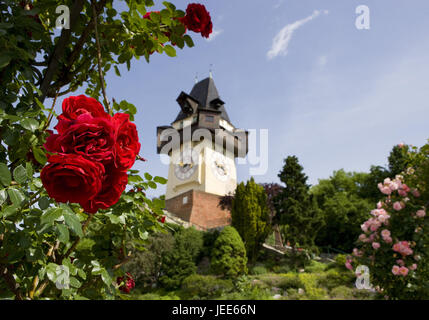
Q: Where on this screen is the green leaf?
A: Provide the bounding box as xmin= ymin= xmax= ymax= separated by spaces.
xmin=77 ymin=268 xmax=87 ymax=280
xmin=148 ymin=181 xmax=157 ymax=189
xmin=163 ymin=45 xmax=176 ymax=57
xmin=0 ymin=55 xmax=11 ymax=69
xmin=7 ymin=188 xmax=25 ymax=206
xmin=114 ymin=65 xmax=121 ymax=76
xmin=56 ymin=224 xmax=70 ymax=243
xmin=38 ymin=196 xmax=50 ymax=210
xmin=101 ymin=269 xmax=112 ymax=285
xmin=91 ymin=260 xmax=102 ymax=275
xmin=0 ymin=189 xmax=7 ymax=206
xmin=63 ymin=210 xmax=84 ymax=237
xmin=70 ymin=276 xmax=82 ymax=288
xmin=13 ymin=165 xmax=27 ymax=184
xmin=20 ymin=119 xmax=39 ymax=132
xmin=26 ymin=162 xmax=33 ymax=178
xmin=144 ymin=172 xmax=152 ymax=180
xmin=31 ymin=146 xmax=47 ymax=165
xmin=41 ymin=207 xmax=62 ymax=225
xmin=1 ymin=205 xmax=18 ymax=218
xmin=0 ymin=163 xmax=11 ymax=187
xmin=154 ymin=176 xmax=167 ymax=184
xmin=183 ymin=35 xmax=194 ymax=48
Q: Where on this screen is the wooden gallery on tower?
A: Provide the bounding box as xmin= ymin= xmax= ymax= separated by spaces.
xmin=157 ymin=76 xmax=248 ymax=230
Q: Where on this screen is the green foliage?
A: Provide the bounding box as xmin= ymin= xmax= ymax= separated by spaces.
xmin=329 ymin=285 xmax=354 ymax=299
xmin=159 ymin=227 xmax=203 ymax=289
xmin=274 ymin=156 xmax=324 ymax=251
xmin=317 ymin=269 xmax=355 ymax=291
xmin=250 ymin=266 xmax=268 ymax=275
xmin=311 ymin=170 xmax=374 ymax=252
xmin=125 ymin=232 xmax=175 ymax=288
xmin=305 ymin=260 xmax=328 ymax=273
xmin=181 ymin=274 xmax=234 ymax=299
xmin=231 ymin=178 xmax=271 ymax=262
xmin=211 ymin=226 xmax=248 ymax=278
xmin=388 ymin=144 xmax=411 ymax=176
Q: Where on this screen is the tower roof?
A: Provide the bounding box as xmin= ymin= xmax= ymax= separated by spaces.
xmin=174 ymin=77 xmax=231 ymax=123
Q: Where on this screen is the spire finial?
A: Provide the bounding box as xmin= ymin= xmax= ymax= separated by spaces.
xmin=209 ymin=64 xmax=213 ymax=78
xmin=194 ymin=73 xmax=198 ymax=84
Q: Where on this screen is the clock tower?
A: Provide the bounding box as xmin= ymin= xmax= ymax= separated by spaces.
xmin=157 ymin=76 xmax=248 ymax=230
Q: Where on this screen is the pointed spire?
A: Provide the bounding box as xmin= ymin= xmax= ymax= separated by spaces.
xmin=209 ymin=64 xmax=213 ymax=79
xmin=194 ymin=72 xmax=198 ymax=84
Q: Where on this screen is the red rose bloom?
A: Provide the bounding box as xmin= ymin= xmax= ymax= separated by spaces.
xmin=182 ymin=3 xmax=212 ymax=38
xmin=45 ymin=113 xmax=117 ymax=164
xmin=60 ymin=95 xmax=109 ymax=121
xmin=41 ymin=95 xmax=141 ymax=214
xmin=117 ymin=272 xmax=135 ymax=294
xmin=81 ymin=165 xmax=128 ymax=213
xmin=113 ymin=113 xmax=141 ymax=170
xmin=41 ymin=154 xmax=104 ymax=204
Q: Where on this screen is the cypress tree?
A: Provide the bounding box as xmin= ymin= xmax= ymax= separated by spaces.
xmin=274 ymin=156 xmax=323 ymax=250
xmin=231 ymin=178 xmax=271 ymax=262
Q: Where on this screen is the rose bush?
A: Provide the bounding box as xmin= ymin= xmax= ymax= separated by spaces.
xmin=0 ymin=0 xmax=211 ymax=299
xmin=349 ymin=142 xmax=429 ymax=299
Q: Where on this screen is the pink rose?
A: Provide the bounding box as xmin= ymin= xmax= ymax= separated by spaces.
xmin=383 ymin=236 xmax=392 ymax=243
xmin=345 ymin=261 xmax=353 ymax=271
xmin=392 ymin=265 xmax=400 ymax=275
xmin=412 ymin=189 xmax=420 ymax=197
xmin=416 ymin=209 xmax=426 ymax=218
xmin=393 ymin=201 xmax=404 ymax=211
xmin=358 ymin=234 xmax=367 ymax=242
xmin=410 ymin=264 xmax=417 ymax=271
xmin=398 ymin=266 xmax=409 ymax=277
xmin=372 ymin=242 xmax=380 ymax=250
xmin=381 ymin=229 xmax=391 ymax=238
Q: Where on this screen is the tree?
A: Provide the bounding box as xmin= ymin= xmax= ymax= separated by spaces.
xmin=231 ymin=178 xmax=271 ymax=262
xmin=0 ymin=0 xmax=211 ymax=299
xmin=159 ymin=227 xmax=203 ymax=289
xmin=274 ymin=156 xmax=324 ymax=250
xmin=311 ymin=170 xmax=374 ymax=252
xmin=388 ymin=144 xmax=411 ymax=176
xmin=211 ymin=226 xmax=247 ymax=278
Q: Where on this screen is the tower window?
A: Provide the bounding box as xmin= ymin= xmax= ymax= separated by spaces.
xmin=183 ymin=196 xmax=188 ymax=205
xmin=205 ymin=115 xmax=214 ymax=123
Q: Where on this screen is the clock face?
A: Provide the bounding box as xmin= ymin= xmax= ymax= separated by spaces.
xmin=174 ymin=148 xmax=198 ymax=180
xmin=211 ymin=152 xmax=230 ymax=182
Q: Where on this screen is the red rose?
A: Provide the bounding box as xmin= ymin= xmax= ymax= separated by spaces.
xmin=81 ymin=165 xmax=128 ymax=213
xmin=59 ymin=95 xmax=109 ymax=123
xmin=45 ymin=113 xmax=117 ymax=164
xmin=181 ymin=3 xmax=212 ymax=38
xmin=113 ymin=113 xmax=141 ymax=170
xmin=117 ymin=272 xmax=135 ymax=294
xmin=41 ymin=154 xmax=104 ymax=204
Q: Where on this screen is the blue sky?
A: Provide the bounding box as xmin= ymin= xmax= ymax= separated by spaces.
xmin=50 ymin=0 xmax=429 ymax=197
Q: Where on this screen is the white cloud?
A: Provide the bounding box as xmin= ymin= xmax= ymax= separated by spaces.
xmin=267 ymin=10 xmax=328 ymax=60
xmin=317 ymin=55 xmax=328 ymax=67
xmin=206 ymin=28 xmax=223 ymax=42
